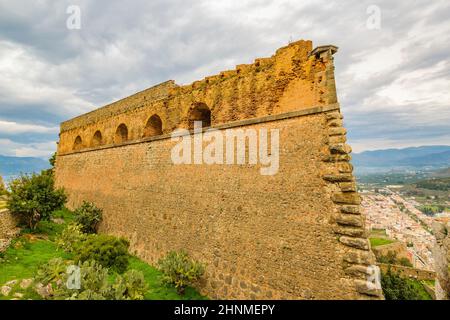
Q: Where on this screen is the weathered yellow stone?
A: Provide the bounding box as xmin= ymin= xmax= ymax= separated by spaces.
xmin=54 ymin=40 xmax=379 ymax=300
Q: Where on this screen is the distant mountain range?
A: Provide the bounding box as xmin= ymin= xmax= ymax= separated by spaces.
xmin=352 ymin=145 xmax=450 ymax=174
xmin=0 ymin=155 xmax=50 ymax=178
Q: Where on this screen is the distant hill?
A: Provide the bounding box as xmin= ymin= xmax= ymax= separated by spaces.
xmin=414 ymin=177 xmax=450 ymax=191
xmin=352 ymin=145 xmax=450 ymax=174
xmin=431 ymin=167 xmax=450 ymax=178
xmin=0 ymin=155 xmax=50 ymax=177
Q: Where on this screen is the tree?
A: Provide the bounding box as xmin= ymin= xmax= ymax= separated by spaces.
xmin=49 ymin=152 xmax=56 ymax=168
xmin=7 ymin=170 xmax=67 ymax=229
xmin=381 ymin=268 xmax=423 ymax=300
xmin=0 ymin=175 xmax=7 ymax=196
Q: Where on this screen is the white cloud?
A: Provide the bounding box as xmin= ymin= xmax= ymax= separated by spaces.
xmin=0 ymin=119 xmax=58 ymax=134
xmin=0 ymin=138 xmax=56 ymax=158
xmin=0 ymin=40 xmax=92 ymax=117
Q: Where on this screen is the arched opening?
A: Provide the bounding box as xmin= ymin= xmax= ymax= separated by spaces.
xmin=143 ymin=114 xmax=163 ymax=137
xmin=91 ymin=130 xmax=103 ymax=147
xmin=73 ymin=136 xmax=83 ymax=151
xmin=188 ymin=103 xmax=211 ymax=129
xmin=115 ymin=124 xmax=128 ymax=144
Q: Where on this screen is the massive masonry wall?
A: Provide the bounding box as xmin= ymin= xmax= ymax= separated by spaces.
xmin=55 ymin=40 xmax=383 ymax=299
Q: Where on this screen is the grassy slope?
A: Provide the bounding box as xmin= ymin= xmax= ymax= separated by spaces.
xmin=408 ymin=279 xmax=432 ymax=300
xmin=0 ymin=208 xmax=205 ymax=300
xmin=370 ymin=237 xmax=395 ymax=247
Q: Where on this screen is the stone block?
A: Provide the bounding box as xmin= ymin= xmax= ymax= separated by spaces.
xmin=336 ymin=215 xmax=363 ymax=228
xmin=339 ymin=236 xmax=369 ymax=250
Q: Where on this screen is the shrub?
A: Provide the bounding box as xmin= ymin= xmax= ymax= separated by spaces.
xmin=381 ymin=268 xmax=424 ymax=300
xmin=73 ymin=234 xmax=130 ymax=273
xmin=157 ymin=250 xmax=205 ymax=295
xmin=398 ymin=257 xmax=413 ymax=267
xmin=110 ymin=269 xmax=148 ymax=300
xmin=36 ymin=258 xmax=68 ymax=285
xmin=53 ymin=260 xmax=111 ymax=300
xmin=7 ymin=171 xmax=66 ymax=229
xmin=56 ymin=223 xmax=87 ymax=253
xmin=73 ymin=201 xmax=103 ymax=234
xmin=52 ymin=261 xmax=147 ymax=300
xmin=377 ymin=250 xmax=398 ymax=264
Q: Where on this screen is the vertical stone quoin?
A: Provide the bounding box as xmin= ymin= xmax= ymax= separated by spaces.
xmin=433 ymin=222 xmax=450 ymax=299
xmin=318 ymin=45 xmax=383 ymax=299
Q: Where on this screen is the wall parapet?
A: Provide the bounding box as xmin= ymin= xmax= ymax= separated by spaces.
xmin=378 ymin=263 xmax=436 ymax=281
xmin=60 ymin=80 xmax=177 ymax=133
xmin=57 ymin=40 xmax=342 ymax=155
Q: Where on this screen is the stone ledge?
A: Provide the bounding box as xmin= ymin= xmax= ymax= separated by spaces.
xmin=334 ymin=226 xmax=365 ymax=237
xmin=336 ymin=214 xmax=364 ymax=228
xmin=322 ymin=174 xmax=354 ymax=183
xmin=328 ymin=127 xmax=347 ymax=136
xmin=329 ymin=144 xmax=352 ymax=155
xmin=355 ymin=280 xmax=383 ymax=297
xmin=340 ymin=205 xmax=361 ymax=215
xmin=343 ymin=250 xmax=373 ymax=265
xmin=321 ymin=154 xmax=352 ymax=162
xmin=331 ymin=192 xmax=361 ymax=205
xmin=339 ymin=236 xmax=369 ymax=250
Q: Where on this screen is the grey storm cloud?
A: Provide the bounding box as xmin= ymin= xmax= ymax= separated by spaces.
xmin=0 ymin=0 xmax=449 ymax=157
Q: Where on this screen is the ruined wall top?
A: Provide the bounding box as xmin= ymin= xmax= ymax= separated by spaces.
xmin=58 ymin=40 xmax=339 ymax=154
xmin=60 ymin=80 xmax=177 ymax=132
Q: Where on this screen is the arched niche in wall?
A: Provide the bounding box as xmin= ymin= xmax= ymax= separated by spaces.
xmin=143 ymin=114 xmax=163 ymax=137
xmin=115 ymin=123 xmax=129 ymax=144
xmin=91 ymin=130 xmax=103 ymax=147
xmin=73 ymin=135 xmax=83 ymax=151
xmin=188 ymin=103 xmax=211 ymax=130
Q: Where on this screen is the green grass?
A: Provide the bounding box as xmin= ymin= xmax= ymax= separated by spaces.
xmin=0 ymin=201 xmax=6 ymax=209
xmin=0 ymin=208 xmax=206 ymax=300
xmin=0 ymin=238 xmax=71 ymax=300
xmin=408 ymin=279 xmax=432 ymax=300
xmin=370 ymin=237 xmax=395 ymax=247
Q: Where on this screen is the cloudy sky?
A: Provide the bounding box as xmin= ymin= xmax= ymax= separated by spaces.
xmin=0 ymin=0 xmax=449 ymax=158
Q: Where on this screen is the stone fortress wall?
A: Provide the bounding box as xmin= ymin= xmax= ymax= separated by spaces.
xmin=0 ymin=209 xmax=19 ymax=252
xmin=55 ymin=40 xmax=383 ymax=299
xmin=433 ymin=222 xmax=450 ymax=299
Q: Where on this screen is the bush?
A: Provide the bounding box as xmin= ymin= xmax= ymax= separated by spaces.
xmin=73 ymin=201 xmax=102 ymax=234
xmin=53 ymin=260 xmax=111 ymax=300
xmin=377 ymin=250 xmax=398 ymax=264
xmin=381 ymin=268 xmax=424 ymax=300
xmin=157 ymin=250 xmax=205 ymax=295
xmin=36 ymin=258 xmax=68 ymax=285
xmin=110 ymin=269 xmax=148 ymax=300
xmin=73 ymin=234 xmax=130 ymax=273
xmin=377 ymin=250 xmax=413 ymax=267
xmin=7 ymin=171 xmax=66 ymax=229
xmin=398 ymin=257 xmax=413 ymax=267
xmin=51 ymin=261 xmax=147 ymax=300
xmin=55 ymin=223 xmax=87 ymax=253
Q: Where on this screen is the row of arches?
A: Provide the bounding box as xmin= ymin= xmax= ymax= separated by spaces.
xmin=72 ymin=104 xmax=212 ymax=151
